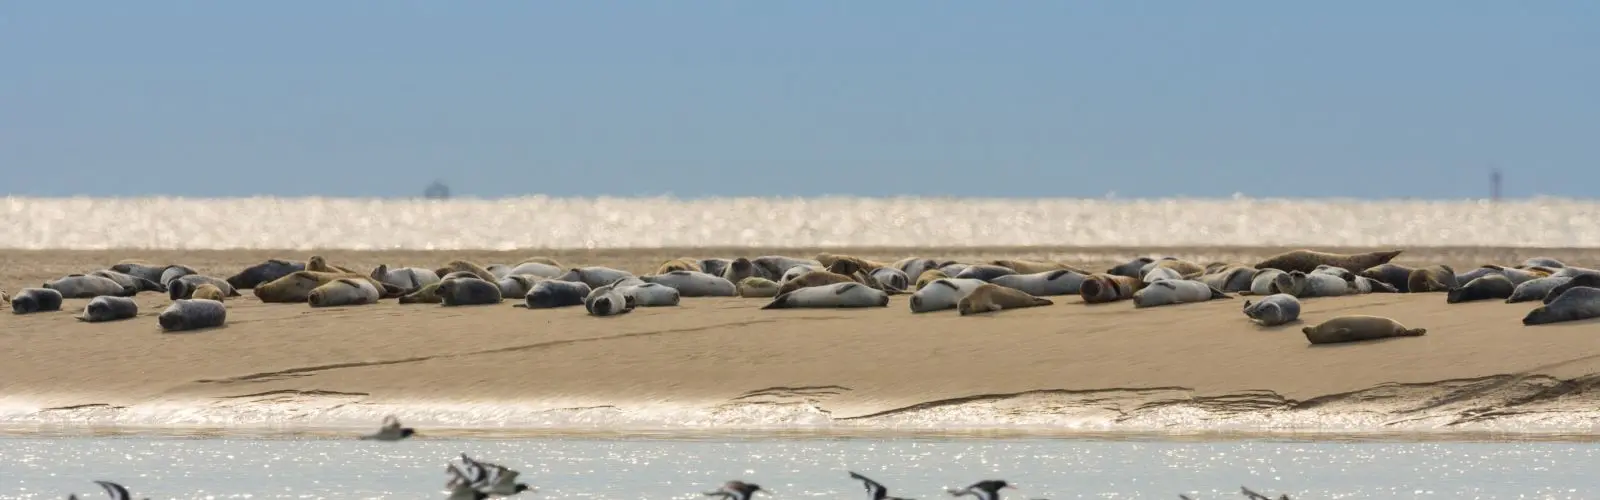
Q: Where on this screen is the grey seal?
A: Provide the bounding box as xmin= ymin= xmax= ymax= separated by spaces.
xmin=1141 ymin=267 xmax=1184 ymax=283
xmin=989 ymin=269 xmax=1086 ymax=296
xmin=1542 ymin=274 xmax=1600 ymax=305
xmin=1197 ymin=266 xmax=1257 ymax=293
xmin=584 ymin=283 xmax=636 ymax=317
xmin=1273 ymin=271 xmax=1352 ymax=298
xmin=1255 ymin=249 xmax=1403 ymax=275
xmin=158 ymin=265 xmax=198 ymax=286
xmin=1242 ymin=294 xmax=1301 ymax=326
xmin=496 ymin=275 xmax=544 ymax=299
xmin=557 ymin=267 xmax=635 ymax=289
xmin=641 ymin=271 xmax=737 ymax=297
xmin=1553 ymin=266 xmax=1600 ymax=279
xmin=168 ymin=275 xmax=239 ymax=300
xmin=439 ymin=277 xmax=503 ymax=306
xmin=508 ymin=261 xmax=564 ymax=279
xmin=737 ymin=277 xmax=781 ymax=298
xmin=1132 ymin=279 xmax=1230 ymax=308
xmin=12 ymin=288 xmax=64 ymax=314
xmin=370 ymin=264 xmax=442 ymax=294
xmin=762 ymin=281 xmax=889 ymax=310
xmin=1523 ymin=286 xmax=1600 ymax=326
xmin=521 ymin=280 xmax=592 ymax=308
xmin=158 ymin=299 xmax=227 ymax=332
xmin=1452 ymin=266 xmax=1502 ymax=287
xmin=717 ymin=257 xmax=759 ymax=283
xmin=44 ymin=274 xmax=135 ymax=299
xmin=908 ymin=278 xmax=986 ymax=313
xmin=1520 ymin=257 xmax=1566 ymax=269
xmin=752 ymin=256 xmax=822 ymax=281
xmin=953 ymin=264 xmax=1018 ymax=282
xmin=956 ymin=283 xmax=1053 ymax=315
xmin=1107 ymin=257 xmax=1157 ymax=278
xmin=1359 ymin=263 xmax=1415 ymax=293
xmin=699 ymin=258 xmax=733 ymax=279
xmin=1246 ymin=269 xmax=1288 ymax=295
xmin=90 ymin=270 xmax=165 ymax=293
xmin=1507 ymin=276 xmax=1571 ymax=303
xmin=75 ymin=296 xmax=140 ymax=322
xmin=618 ymin=282 xmax=681 ymax=307
xmin=308 ymin=278 xmax=381 ymax=307
xmin=1447 ymin=274 xmax=1515 ymax=303
xmin=109 ymin=261 xmax=171 ymax=284
xmin=937 ymin=262 xmax=970 ymax=277
xmin=1301 ymin=315 xmax=1426 ymax=345
xmin=891 ymin=258 xmax=941 ymax=281
xmin=225 ymin=259 xmax=307 ymax=290
xmin=869 ymin=267 xmax=911 ymax=292
xmin=1407 ymin=265 xmax=1458 ymax=293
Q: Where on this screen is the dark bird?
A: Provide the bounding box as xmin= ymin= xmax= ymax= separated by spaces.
xmin=849 ymin=471 xmax=915 ymax=500
xmin=360 ymin=415 xmax=417 ymax=441
xmin=704 ymin=480 xmax=765 ymax=500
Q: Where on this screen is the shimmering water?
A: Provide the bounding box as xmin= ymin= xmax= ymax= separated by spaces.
xmin=3 ymin=434 xmax=1595 ymax=499
xmin=5 ymin=196 xmax=1600 ymax=250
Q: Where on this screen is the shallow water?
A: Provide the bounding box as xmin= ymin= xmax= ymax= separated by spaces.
xmin=5 ymin=196 xmax=1600 ymax=249
xmin=3 ymin=433 xmax=1596 ymax=499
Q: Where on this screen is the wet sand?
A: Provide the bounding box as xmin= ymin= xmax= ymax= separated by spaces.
xmin=3 ymin=247 xmax=1599 ymax=431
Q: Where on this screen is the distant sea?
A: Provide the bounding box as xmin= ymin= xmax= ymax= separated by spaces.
xmin=3 ymin=196 xmax=1597 ymax=250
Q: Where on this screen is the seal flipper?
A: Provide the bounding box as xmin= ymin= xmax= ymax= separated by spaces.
xmin=1209 ymin=286 xmax=1231 ymax=299
xmin=761 ymin=292 xmax=794 ymax=310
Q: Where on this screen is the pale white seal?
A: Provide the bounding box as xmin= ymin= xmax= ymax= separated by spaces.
xmin=159 ymin=299 xmax=227 ymax=332
xmin=1141 ymin=267 xmax=1183 ymax=283
xmin=1242 ymin=293 xmax=1301 ymax=326
xmin=953 ymin=265 xmax=1017 ymax=282
xmin=370 ymin=264 xmax=442 ymax=294
xmin=988 ymin=270 xmax=1086 ymax=296
xmin=1132 ymin=280 xmax=1230 ymax=308
xmin=496 ymin=275 xmax=544 ymax=299
xmin=75 ymin=296 xmax=139 ymax=322
xmin=308 ymin=278 xmax=382 ymax=307
xmin=1247 ymin=269 xmax=1288 ymax=296
xmin=908 ymin=278 xmax=987 ymax=313
xmin=619 ymin=282 xmax=681 ymax=307
xmin=869 ymin=267 xmax=911 ymax=292
xmin=641 ymin=271 xmax=738 ymax=297
xmin=486 ymin=264 xmax=515 ymax=279
xmin=762 ymin=281 xmax=889 ymax=310
xmin=43 ymin=274 xmax=135 ymax=299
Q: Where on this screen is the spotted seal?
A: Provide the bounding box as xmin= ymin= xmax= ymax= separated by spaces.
xmin=1133 ymin=279 xmax=1230 ymax=308
xmin=159 ymin=299 xmax=227 ymax=332
xmin=1079 ymin=273 xmax=1143 ymax=304
xmin=1242 ymin=293 xmax=1301 ymax=326
xmin=1446 ymin=274 xmax=1515 ymax=303
xmin=44 ymin=274 xmax=135 ymax=299
xmin=74 ymin=296 xmax=139 ymax=322
xmin=1507 ymin=276 xmax=1571 ymax=303
xmin=1523 ymin=286 xmax=1600 ymax=326
xmin=908 ymin=278 xmax=987 ymax=313
xmin=762 ymin=281 xmax=889 ymax=310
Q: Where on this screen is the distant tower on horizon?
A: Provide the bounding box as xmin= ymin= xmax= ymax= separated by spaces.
xmin=1490 ymin=169 xmax=1502 ymax=202
xmin=424 ymin=180 xmax=451 ymax=200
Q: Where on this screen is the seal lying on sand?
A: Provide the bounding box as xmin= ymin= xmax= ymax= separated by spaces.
xmin=914 ymin=269 xmax=950 ymax=291
xmin=642 ymin=271 xmax=737 ymax=297
xmin=1273 ymin=271 xmax=1352 ymax=298
xmin=305 ymin=255 xmax=359 ymax=275
xmin=398 ymin=282 xmax=444 ymax=304
xmin=1542 ymin=274 xmax=1600 ymax=305
xmin=991 ymin=259 xmax=1091 ymax=275
xmin=1407 ymin=265 xmax=1457 ymax=293
xmin=370 ymin=265 xmax=441 ymax=294
xmin=1507 ymin=276 xmax=1571 ymax=303
xmin=956 ymin=283 xmax=1053 ymax=315
xmin=1107 ymin=257 xmax=1157 ymax=278
xmin=190 ymin=283 xmax=227 ymax=302
xmin=776 ymin=271 xmax=858 ymax=295
xmin=892 ymin=258 xmax=941 ymax=281
xmin=496 ymin=275 xmax=544 ymax=299
xmin=1523 ymin=286 xmax=1600 ymax=326
xmin=309 ymin=278 xmax=381 ymax=307
xmin=699 ymin=258 xmax=732 ymax=279
xmin=75 ymin=296 xmax=139 ymax=322
xmin=521 ymin=280 xmax=591 ymax=309
xmin=762 ymin=282 xmax=889 ymax=310
xmin=159 ymin=265 xmax=198 ymax=287
xmin=1359 ymin=263 xmax=1415 ymax=293
xmin=954 ymin=265 xmax=1018 ymax=282
xmin=110 ymin=261 xmax=172 ymax=284
xmin=1133 ymin=280 xmax=1230 ymax=308
xmin=909 ymin=278 xmax=987 ymax=313
xmin=869 ymin=267 xmax=911 ymax=292
xmin=168 ymin=275 xmax=239 ymax=300
xmin=1255 ymin=249 xmax=1403 ymax=274
xmin=226 ymin=259 xmax=307 ymax=290
xmin=11 ymin=288 xmax=63 ymax=314
xmin=1245 ymin=269 xmax=1287 ymax=296
xmin=1521 ymin=257 xmax=1566 ymax=269
xmin=1301 ymin=315 xmax=1425 ymax=345
xmin=618 ymin=282 xmax=680 ymax=307
xmin=1141 ymin=258 xmax=1206 ymax=278
xmin=737 ymin=277 xmax=781 ymax=298
xmin=433 ymin=260 xmax=497 ymax=282
xmin=256 ymin=271 xmax=391 ymax=303
xmin=1141 ymin=267 xmax=1183 ymax=283
xmin=159 ymin=299 xmax=227 ymax=332
xmin=438 ymin=277 xmax=502 ymax=306
xmin=1243 ymin=293 xmax=1301 ymax=326
xmin=1079 ymin=274 xmax=1143 ymax=304
xmin=717 ymin=258 xmax=758 ymax=283
xmin=989 ymin=270 xmax=1085 ymax=296
xmin=509 ymin=261 xmax=564 ymax=279
xmin=816 ymin=253 xmax=887 ymax=272
xmin=90 ymin=270 xmax=165 ymax=293
xmin=1447 ymin=274 xmax=1515 ymax=303
xmin=44 ymin=274 xmax=135 ymax=299
xmin=1197 ymin=266 xmax=1257 ymax=293
xmin=584 ymin=283 xmax=636 ymax=317
xmin=558 ymin=267 xmax=635 ymax=289
xmin=752 ymin=256 xmax=822 ymax=281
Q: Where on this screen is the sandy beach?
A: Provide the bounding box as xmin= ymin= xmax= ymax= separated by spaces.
xmin=4 ymin=246 xmax=1599 ymax=433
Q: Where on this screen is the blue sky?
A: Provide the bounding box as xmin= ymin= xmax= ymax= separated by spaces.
xmin=2 ymin=2 xmax=1595 ymax=199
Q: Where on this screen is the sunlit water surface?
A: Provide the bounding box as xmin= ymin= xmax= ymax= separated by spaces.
xmin=3 ymin=434 xmax=1595 ymax=499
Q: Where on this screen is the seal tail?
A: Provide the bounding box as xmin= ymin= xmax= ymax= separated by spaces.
xmin=761 ymin=293 xmax=793 ymax=310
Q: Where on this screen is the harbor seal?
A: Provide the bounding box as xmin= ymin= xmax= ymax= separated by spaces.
xmin=779 ymin=264 xmax=824 ymax=284
xmin=776 ymin=271 xmax=857 ymax=295
xmin=1272 ymin=271 xmax=1353 ymax=298
xmin=991 ymin=259 xmax=1091 ymax=275
xmin=11 ymin=288 xmax=63 ymax=314
xmin=762 ymin=281 xmax=890 ymax=310
xmin=989 ymin=269 xmax=1085 ymax=296
xmin=75 ymin=296 xmax=139 ymax=322
xmin=1507 ymin=276 xmax=1572 ymax=303
xmin=956 ymin=283 xmax=1053 ymax=315
xmin=1554 ymin=266 xmax=1600 ymax=279
xmin=953 ymin=265 xmax=1018 ymax=282
xmin=892 ymin=258 xmax=941 ymax=280
xmin=1301 ymin=315 xmax=1426 ymax=345
xmin=719 ymin=258 xmax=760 ymax=283
xmin=109 ymin=261 xmax=171 ymax=284
xmin=1523 ymin=286 xmax=1600 ymax=325
xmin=433 ymin=260 xmax=497 ymax=282
xmin=190 ymin=283 xmax=227 ymax=302
xmin=496 ymin=275 xmax=544 ymax=299
xmin=90 ymin=270 xmax=165 ymax=293
xmin=908 ymin=278 xmax=987 ymax=313
xmin=1242 ymin=293 xmax=1301 ymax=326
xmin=557 ymin=267 xmax=636 ymax=289
xmin=641 ymin=271 xmax=738 ymax=297
xmin=1478 ymin=264 xmax=1548 ymax=285
xmin=1310 ymin=265 xmax=1356 ymax=280
xmin=869 ymin=267 xmax=911 ymax=292
xmin=584 ymin=283 xmax=636 ymax=317
xmin=1079 ymin=273 xmax=1143 ymax=304
xmin=937 ymin=262 xmax=971 ymax=277
xmin=1407 ymin=265 xmax=1458 ymax=293
xmin=370 ymin=264 xmax=442 ymax=294
xmin=1133 ymin=279 xmax=1230 ymax=308
xmin=308 ymin=278 xmax=381 ymax=307
xmin=1107 ymin=257 xmax=1157 ymax=278
xmin=1141 ymin=258 xmax=1206 ymax=278
xmin=655 ymin=257 xmax=702 ymax=274
xmin=1352 ymin=276 xmax=1400 ymax=294
xmin=752 ymin=256 xmax=822 ymax=281
xmin=398 ymin=282 xmax=444 ymax=304
xmin=167 ymin=275 xmax=239 ymax=300
xmin=159 ymin=265 xmax=198 ymax=286
xmin=1520 ymin=257 xmax=1566 ymax=269
xmin=618 ymin=282 xmax=681 ymax=307
xmin=1141 ymin=267 xmax=1184 ymax=283
xmin=1452 ymin=266 xmax=1501 ymax=287
xmin=44 ymin=274 xmax=135 ymax=299
xmin=1359 ymin=263 xmax=1415 ymax=293
xmin=1447 ymin=274 xmax=1515 ymax=303
xmin=1245 ymin=269 xmax=1288 ymax=295
xmin=700 ymin=258 xmax=732 ymax=279
xmin=1255 ymin=249 xmax=1403 ymax=274
xmin=816 ymin=253 xmax=887 ymax=272
xmin=485 ymin=264 xmax=514 ymax=279
xmin=158 ymin=299 xmax=227 ymax=332
xmin=438 ymin=277 xmax=502 ymax=306
xmin=508 ymin=261 xmax=564 ymax=279
xmin=255 ymin=271 xmax=370 ymax=303
xmin=914 ymin=269 xmax=950 ymax=291
xmin=737 ymin=277 xmax=781 ymax=298
xmin=305 ymin=255 xmax=359 ymax=275
xmin=1541 ymin=274 xmax=1600 ymax=305
xmin=1197 ymin=266 xmax=1257 ymax=293
xmin=521 ymin=280 xmax=592 ymax=309
xmin=225 ymin=259 xmax=307 ymax=290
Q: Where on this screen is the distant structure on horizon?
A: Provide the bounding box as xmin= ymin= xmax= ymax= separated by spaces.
xmin=423 ymin=180 xmax=450 ymax=200
xmin=1490 ymin=169 xmax=1502 ymax=202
